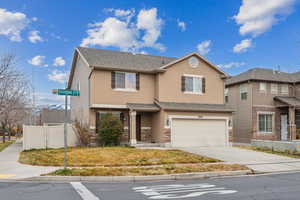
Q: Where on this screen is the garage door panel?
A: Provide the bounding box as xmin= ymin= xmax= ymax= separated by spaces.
xmin=172 ymin=119 xmax=227 ymax=147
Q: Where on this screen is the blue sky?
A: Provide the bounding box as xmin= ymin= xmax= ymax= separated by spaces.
xmin=1 ymin=0 xmax=300 ymax=105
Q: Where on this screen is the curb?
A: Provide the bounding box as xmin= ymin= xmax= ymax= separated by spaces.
xmin=20 ymin=170 xmax=253 ymax=182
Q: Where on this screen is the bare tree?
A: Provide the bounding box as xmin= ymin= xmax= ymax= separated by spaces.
xmin=0 ymin=54 xmax=30 ymax=142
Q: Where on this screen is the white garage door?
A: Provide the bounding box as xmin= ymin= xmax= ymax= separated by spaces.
xmin=172 ymin=119 xmax=227 ymax=147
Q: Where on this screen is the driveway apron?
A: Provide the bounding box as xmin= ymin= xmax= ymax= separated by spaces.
xmin=180 ymin=146 xmax=300 ymax=173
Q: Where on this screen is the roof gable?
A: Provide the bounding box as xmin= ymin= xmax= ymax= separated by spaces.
xmin=160 ymin=52 xmax=228 ymax=77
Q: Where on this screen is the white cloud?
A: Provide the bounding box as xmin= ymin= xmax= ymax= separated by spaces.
xmin=28 ymin=55 xmax=48 ymax=67
xmin=48 ymin=70 xmax=68 ymax=84
xmin=234 ymin=0 xmax=296 ymax=37
xmin=197 ymin=40 xmax=211 ymax=55
xmin=53 ymin=57 xmax=66 ymax=66
xmin=233 ymin=39 xmax=252 ymax=53
xmin=81 ymin=8 xmax=164 ymax=52
xmin=0 ymin=8 xmax=30 ymax=41
xmin=136 ymin=8 xmax=164 ymax=51
xmin=28 ymin=30 xmax=43 ymax=43
xmin=218 ymin=62 xmax=246 ymax=69
xmin=177 ymin=19 xmax=186 ymax=31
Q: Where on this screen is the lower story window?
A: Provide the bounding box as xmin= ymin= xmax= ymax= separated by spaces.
xmin=258 ymin=113 xmax=273 ymax=133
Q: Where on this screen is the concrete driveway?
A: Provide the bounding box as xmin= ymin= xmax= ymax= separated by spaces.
xmin=0 ymin=139 xmax=60 ymax=180
xmin=181 ymin=146 xmax=300 ymax=173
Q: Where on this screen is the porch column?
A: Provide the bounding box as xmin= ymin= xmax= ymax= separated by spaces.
xmin=289 ymin=106 xmax=296 ymax=140
xmin=129 ymin=110 xmax=137 ymax=145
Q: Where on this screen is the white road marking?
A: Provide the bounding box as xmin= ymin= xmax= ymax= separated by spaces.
xmin=70 ymin=182 xmax=100 ymax=200
xmin=133 ymin=183 xmax=237 ymax=199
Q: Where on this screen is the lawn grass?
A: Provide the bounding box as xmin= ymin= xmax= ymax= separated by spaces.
xmin=19 ymin=147 xmax=219 ymax=167
xmin=46 ymin=164 xmax=248 ymax=176
xmin=0 ymin=140 xmax=15 ymax=152
xmin=236 ymin=145 xmax=300 ymax=159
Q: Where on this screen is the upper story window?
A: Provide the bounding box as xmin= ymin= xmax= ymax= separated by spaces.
xmin=225 ymin=88 xmax=229 ymax=103
xmin=240 ymin=84 xmax=248 ymax=100
xmin=271 ymin=83 xmax=278 ymax=94
xmin=259 ymin=82 xmax=267 ymax=93
xmin=181 ymin=75 xmax=205 ymax=94
xmin=111 ymin=72 xmax=139 ymax=91
xmin=281 ymin=84 xmax=289 ymax=95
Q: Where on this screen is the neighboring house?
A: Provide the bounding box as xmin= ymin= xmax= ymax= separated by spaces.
xmin=39 ymin=108 xmax=71 ymax=125
xmin=226 ymin=68 xmax=300 ymax=144
xmin=67 ymin=47 xmax=233 ymax=147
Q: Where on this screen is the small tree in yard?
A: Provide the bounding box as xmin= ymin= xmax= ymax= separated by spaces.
xmin=97 ymin=113 xmax=123 ymax=146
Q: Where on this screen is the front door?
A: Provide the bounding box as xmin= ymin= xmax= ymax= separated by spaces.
xmin=136 ymin=114 xmax=141 ymax=141
xmin=281 ymin=114 xmax=288 ymax=140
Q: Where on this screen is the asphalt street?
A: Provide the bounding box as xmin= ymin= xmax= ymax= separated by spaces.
xmin=1 ymin=172 xmax=300 ymax=200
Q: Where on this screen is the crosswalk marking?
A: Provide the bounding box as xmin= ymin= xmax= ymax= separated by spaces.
xmin=133 ymin=183 xmax=237 ymax=199
xmin=70 ymin=182 xmax=100 ymax=200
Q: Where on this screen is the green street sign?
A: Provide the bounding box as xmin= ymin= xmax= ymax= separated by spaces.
xmin=52 ymin=89 xmax=80 ymax=96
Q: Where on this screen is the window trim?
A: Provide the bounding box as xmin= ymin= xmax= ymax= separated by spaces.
xmin=114 ymin=71 xmax=137 ymax=91
xmin=259 ymin=82 xmax=267 ymax=93
xmin=271 ymin=83 xmax=278 ymax=95
xmin=257 ymin=111 xmax=274 ymax=134
xmin=240 ymin=84 xmax=248 ymax=100
xmin=183 ymin=74 xmax=203 ymax=95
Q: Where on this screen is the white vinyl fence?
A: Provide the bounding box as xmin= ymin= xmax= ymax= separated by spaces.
xmin=23 ymin=124 xmax=78 ymax=150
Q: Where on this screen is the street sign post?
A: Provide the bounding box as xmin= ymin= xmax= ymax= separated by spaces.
xmin=52 ymin=89 xmax=80 ymax=170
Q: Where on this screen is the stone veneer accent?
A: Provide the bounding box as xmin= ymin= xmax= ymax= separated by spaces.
xmin=140 ymin=128 xmax=152 ymax=142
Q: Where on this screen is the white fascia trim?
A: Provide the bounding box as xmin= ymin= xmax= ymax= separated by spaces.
xmin=75 ymin=48 xmax=90 ymax=67
xmin=90 ymin=104 xmax=128 ymax=109
xmin=183 ymin=74 xmax=203 ymax=78
xmin=113 ymin=88 xmax=137 ymax=92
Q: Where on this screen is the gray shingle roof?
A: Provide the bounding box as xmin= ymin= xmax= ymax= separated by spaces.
xmin=156 ymin=101 xmax=234 ymax=112
xmin=226 ymin=68 xmax=300 ymax=86
xmin=274 ymin=96 xmax=300 ymax=107
xmin=77 ymin=47 xmax=177 ymax=72
xmin=127 ymin=103 xmax=160 ymax=111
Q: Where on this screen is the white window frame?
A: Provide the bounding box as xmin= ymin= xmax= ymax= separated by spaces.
xmin=271 ymin=83 xmax=278 ymax=94
xmin=240 ymin=84 xmax=248 ymax=100
xmin=114 ymin=71 xmax=137 ymax=92
xmin=183 ymin=74 xmax=203 ymax=95
xmin=259 ymin=82 xmax=267 ymax=93
xmin=281 ymin=84 xmax=289 ymax=95
xmin=224 ymin=88 xmax=229 ymax=103
xmin=257 ymin=111 xmax=274 ymax=134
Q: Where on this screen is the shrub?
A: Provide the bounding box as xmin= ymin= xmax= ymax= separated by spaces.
xmin=73 ymin=120 xmax=92 ymax=147
xmin=97 ymin=113 xmax=123 ymax=146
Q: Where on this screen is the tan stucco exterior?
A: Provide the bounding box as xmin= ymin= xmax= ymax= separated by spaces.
xmin=69 ymin=52 xmax=230 ymax=145
xmin=157 ymin=58 xmax=225 ymax=104
xmin=90 ymin=70 xmax=156 ymax=105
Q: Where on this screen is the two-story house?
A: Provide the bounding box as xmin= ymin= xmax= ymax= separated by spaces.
xmin=67 ymin=47 xmax=233 ymax=147
xmin=226 ymin=68 xmax=300 ymax=144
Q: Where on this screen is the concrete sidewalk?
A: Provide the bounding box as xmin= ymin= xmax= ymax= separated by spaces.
xmin=181 ymin=146 xmax=300 ymax=173
xmin=0 ymin=139 xmax=60 ymax=180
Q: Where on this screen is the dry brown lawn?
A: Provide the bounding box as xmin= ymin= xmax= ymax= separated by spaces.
xmin=46 ymin=164 xmax=248 ymax=176
xmin=19 ymin=147 xmax=219 ymax=167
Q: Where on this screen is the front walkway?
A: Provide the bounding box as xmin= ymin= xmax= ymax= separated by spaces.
xmin=0 ymin=139 xmax=60 ymax=180
xmin=180 ymin=146 xmax=300 ymax=173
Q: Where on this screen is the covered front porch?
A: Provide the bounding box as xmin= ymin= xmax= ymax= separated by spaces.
xmin=92 ymin=103 xmax=160 ymax=145
xmin=274 ymin=96 xmax=300 ymax=141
